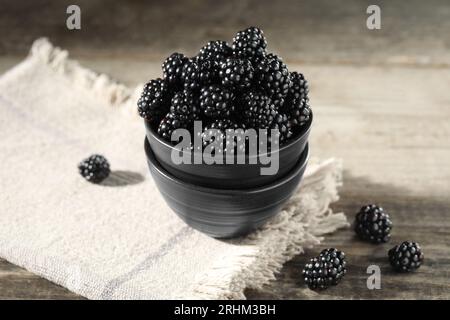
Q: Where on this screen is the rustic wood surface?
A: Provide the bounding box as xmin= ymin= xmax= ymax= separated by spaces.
xmin=0 ymin=0 xmax=449 ymax=300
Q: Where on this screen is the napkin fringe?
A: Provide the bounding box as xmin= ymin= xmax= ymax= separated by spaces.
xmin=30 ymin=38 xmax=140 ymax=113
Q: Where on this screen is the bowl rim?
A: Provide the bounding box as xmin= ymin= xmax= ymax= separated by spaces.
xmin=145 ymin=137 xmax=309 ymax=195
xmin=145 ymin=111 xmax=313 ymax=158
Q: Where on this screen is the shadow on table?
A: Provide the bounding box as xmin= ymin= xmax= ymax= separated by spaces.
xmin=101 ymin=170 xmax=145 ymax=187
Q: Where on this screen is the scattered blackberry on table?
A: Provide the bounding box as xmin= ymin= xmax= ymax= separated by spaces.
xmin=162 ymin=52 xmax=189 ymax=86
xmin=388 ymin=241 xmax=424 ymax=272
xmin=240 ymin=91 xmax=277 ymax=129
xmin=302 ymin=248 xmax=347 ymax=290
xmin=199 ymin=85 xmax=235 ymax=118
xmin=271 ymin=113 xmax=293 ymax=143
xmin=354 ymin=204 xmax=393 ymax=243
xmin=219 ymin=57 xmax=254 ymax=90
xmin=255 ymin=54 xmax=291 ymax=108
xmin=137 ymin=78 xmax=171 ymax=123
xmin=78 ymin=154 xmax=110 ymax=184
xmin=232 ymin=27 xmax=267 ymax=62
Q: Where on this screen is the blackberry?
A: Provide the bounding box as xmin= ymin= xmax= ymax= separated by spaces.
xmin=169 ymin=91 xmax=200 ymax=123
xmin=157 ymin=112 xmax=187 ymax=142
xmin=288 ymin=99 xmax=311 ymax=128
xmin=162 ymin=53 xmax=189 ymax=86
xmin=219 ymin=58 xmax=254 ymax=90
xmin=288 ymin=72 xmax=309 ymax=104
xmin=199 ymin=85 xmax=235 ymax=118
xmin=232 ymin=27 xmax=267 ymax=62
xmin=197 ymin=40 xmax=232 ymax=64
xmin=137 ymin=78 xmax=171 ymax=122
xmin=181 ymin=59 xmax=201 ymax=91
xmin=302 ymin=248 xmax=347 ymax=290
xmin=202 ymin=119 xmax=246 ymax=154
xmin=198 ymin=59 xmax=221 ymax=86
xmin=388 ymin=241 xmax=424 ymax=272
xmin=240 ymin=91 xmax=276 ymax=129
xmin=78 ymin=154 xmax=110 ymax=183
xmin=271 ymin=113 xmax=293 ymax=144
xmin=355 ymin=204 xmax=393 ymax=243
xmin=255 ymin=54 xmax=291 ymax=108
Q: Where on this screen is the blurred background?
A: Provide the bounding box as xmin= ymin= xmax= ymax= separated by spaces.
xmin=0 ymin=0 xmax=449 ymax=299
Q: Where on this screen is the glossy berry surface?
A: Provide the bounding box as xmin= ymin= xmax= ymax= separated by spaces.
xmin=199 ymin=85 xmax=235 ymax=118
xmin=355 ymin=204 xmax=393 ymax=243
xmin=302 ymin=248 xmax=347 ymax=290
xmin=137 ymin=78 xmax=171 ymax=122
xmin=388 ymin=241 xmax=424 ymax=272
xmin=240 ymin=91 xmax=277 ymax=129
xmin=219 ymin=57 xmax=254 ymax=90
xmin=78 ymin=154 xmax=110 ymax=183
xmin=162 ymin=52 xmax=188 ymax=86
xmin=232 ymin=27 xmax=267 ymax=62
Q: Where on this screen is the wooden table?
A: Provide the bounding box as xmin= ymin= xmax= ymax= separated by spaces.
xmin=1 ymin=0 xmax=449 ymax=299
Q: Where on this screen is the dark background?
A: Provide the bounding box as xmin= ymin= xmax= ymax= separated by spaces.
xmin=0 ymin=0 xmax=449 ymax=299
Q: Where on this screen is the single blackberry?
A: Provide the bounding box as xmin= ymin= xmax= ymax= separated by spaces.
xmin=255 ymin=54 xmax=291 ymax=108
xmin=355 ymin=204 xmax=393 ymax=243
xmin=219 ymin=57 xmax=254 ymax=90
xmin=198 ymin=59 xmax=221 ymax=86
xmin=157 ymin=112 xmax=187 ymax=142
xmin=287 ymin=99 xmax=311 ymax=128
xmin=271 ymin=113 xmax=293 ymax=144
xmin=199 ymin=85 xmax=235 ymax=118
xmin=240 ymin=91 xmax=276 ymax=129
xmin=288 ymin=71 xmax=309 ymax=104
xmin=388 ymin=241 xmax=424 ymax=272
xmin=169 ymin=91 xmax=200 ymax=123
xmin=202 ymin=119 xmax=246 ymax=154
xmin=162 ymin=53 xmax=189 ymax=86
xmin=181 ymin=59 xmax=201 ymax=91
xmin=197 ymin=40 xmax=232 ymax=64
xmin=78 ymin=154 xmax=110 ymax=183
xmin=137 ymin=78 xmax=171 ymax=122
xmin=232 ymin=27 xmax=267 ymax=62
xmin=302 ymin=248 xmax=347 ymax=290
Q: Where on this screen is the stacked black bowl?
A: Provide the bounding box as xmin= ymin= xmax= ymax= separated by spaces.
xmin=144 ymin=114 xmax=312 ymax=238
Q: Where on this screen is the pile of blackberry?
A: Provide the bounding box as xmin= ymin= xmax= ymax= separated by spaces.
xmin=137 ymin=27 xmax=311 ymax=147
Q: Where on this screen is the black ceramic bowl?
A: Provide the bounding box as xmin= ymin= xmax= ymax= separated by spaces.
xmin=145 ymin=137 xmax=309 ymax=238
xmin=145 ymin=113 xmax=312 ymax=189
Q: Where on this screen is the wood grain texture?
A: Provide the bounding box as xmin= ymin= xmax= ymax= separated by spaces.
xmin=0 ymin=0 xmax=449 ymax=300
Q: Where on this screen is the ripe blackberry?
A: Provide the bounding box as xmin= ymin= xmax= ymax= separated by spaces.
xmin=240 ymin=91 xmax=276 ymax=129
xmin=202 ymin=119 xmax=246 ymax=154
xmin=78 ymin=154 xmax=110 ymax=183
xmin=199 ymin=85 xmax=235 ymax=118
xmin=169 ymin=91 xmax=200 ymax=123
xmin=255 ymin=54 xmax=291 ymax=108
xmin=287 ymin=99 xmax=311 ymax=128
xmin=219 ymin=57 xmax=254 ymax=90
xmin=181 ymin=59 xmax=201 ymax=91
xmin=355 ymin=204 xmax=393 ymax=243
xmin=137 ymin=78 xmax=171 ymax=122
xmin=271 ymin=113 xmax=293 ymax=144
xmin=197 ymin=40 xmax=232 ymax=64
xmin=288 ymin=72 xmax=309 ymax=104
xmin=157 ymin=112 xmax=187 ymax=142
xmin=232 ymin=27 xmax=267 ymax=62
xmin=162 ymin=53 xmax=189 ymax=86
xmin=302 ymin=248 xmax=347 ymax=290
xmin=388 ymin=241 xmax=424 ymax=272
xmin=198 ymin=59 xmax=221 ymax=86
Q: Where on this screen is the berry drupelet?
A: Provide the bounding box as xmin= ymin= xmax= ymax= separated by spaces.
xmin=78 ymin=154 xmax=111 ymax=183
xmin=162 ymin=52 xmax=189 ymax=86
xmin=232 ymin=27 xmax=267 ymax=62
xmin=388 ymin=241 xmax=424 ymax=272
xmin=240 ymin=91 xmax=277 ymax=129
xmin=199 ymin=85 xmax=235 ymax=118
xmin=219 ymin=57 xmax=254 ymax=90
xmin=255 ymin=54 xmax=291 ymax=108
xmin=302 ymin=248 xmax=347 ymax=290
xmin=137 ymin=78 xmax=171 ymax=123
xmin=355 ymin=204 xmax=393 ymax=244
